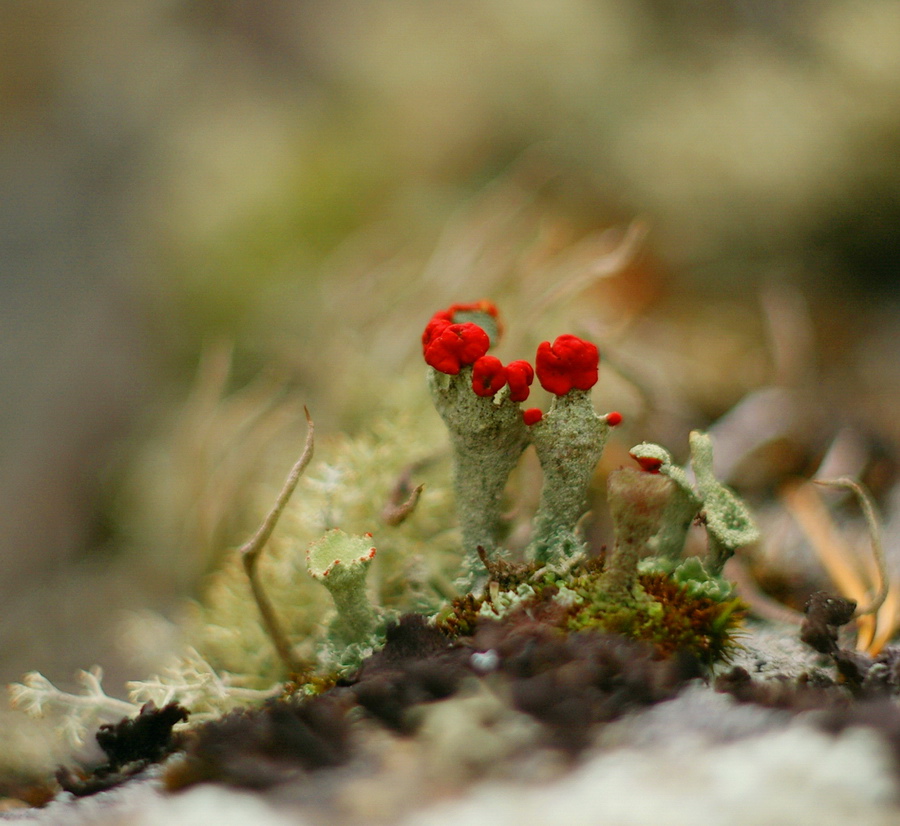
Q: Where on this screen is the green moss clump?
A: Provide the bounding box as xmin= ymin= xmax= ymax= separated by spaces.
xmin=436 ymin=557 xmax=745 ymax=667
xmin=566 ymin=571 xmax=745 ymax=664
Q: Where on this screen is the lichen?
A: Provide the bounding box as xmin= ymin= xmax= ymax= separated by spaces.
xmin=8 ymin=300 xmax=760 ymax=760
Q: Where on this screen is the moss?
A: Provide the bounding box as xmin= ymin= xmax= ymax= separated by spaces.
xmin=436 ymin=553 xmax=744 ymax=666
xmin=436 ymin=593 xmax=486 ymax=638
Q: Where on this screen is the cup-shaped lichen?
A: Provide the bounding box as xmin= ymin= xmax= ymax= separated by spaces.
xmin=628 ymin=442 xmax=701 ymax=561
xmin=307 ymin=529 xmax=379 ymax=647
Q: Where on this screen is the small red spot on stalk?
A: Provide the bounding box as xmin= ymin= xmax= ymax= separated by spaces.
xmin=606 ymin=411 xmax=623 ymax=427
xmin=523 ymin=408 xmax=543 ymax=426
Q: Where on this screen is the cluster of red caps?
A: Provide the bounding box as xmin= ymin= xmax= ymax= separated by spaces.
xmin=422 ymin=301 xmax=622 ymax=428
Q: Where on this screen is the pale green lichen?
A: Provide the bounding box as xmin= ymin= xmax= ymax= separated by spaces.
xmin=427 ymin=368 xmax=529 ymax=586
xmin=623 ymin=432 xmax=759 ymax=579
xmin=478 ymin=582 xmax=537 ymax=619
xmin=689 ymin=431 xmax=760 ymax=573
xmin=425 ymin=307 xmax=621 ymax=578
xmin=638 ymin=555 xmax=734 ymax=602
xmin=307 ymin=529 xmax=383 ymax=653
xmin=527 ymin=390 xmax=613 ymax=564
xmin=7 ymin=305 xmax=762 ymax=754
xmin=185 ymin=400 xmax=458 ymax=687
xmin=628 ymin=441 xmax=702 ymax=560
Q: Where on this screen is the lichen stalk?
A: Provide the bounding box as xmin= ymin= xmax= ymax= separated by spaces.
xmin=689 ymin=431 xmax=760 ymax=574
xmin=427 ymin=368 xmax=529 ymax=582
xmin=629 ymin=442 xmax=701 ymax=560
xmin=527 ymin=390 xmax=611 ymax=564
xmin=319 ymin=563 xmax=379 ymax=644
xmin=307 ymin=529 xmax=380 ymax=647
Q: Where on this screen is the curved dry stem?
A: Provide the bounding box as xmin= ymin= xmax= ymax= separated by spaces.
xmin=382 ymin=484 xmax=424 ymax=526
xmin=382 ymin=457 xmax=433 ymax=526
xmin=814 ymin=476 xmax=889 ymax=619
xmin=240 ymin=407 xmax=315 ymax=676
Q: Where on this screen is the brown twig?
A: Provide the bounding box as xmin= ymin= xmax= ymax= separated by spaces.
xmin=782 ymin=480 xmax=876 ymax=651
xmin=382 ymin=455 xmax=441 ymax=526
xmin=240 ymin=407 xmax=315 ymax=676
xmin=382 ymin=461 xmax=426 ymax=526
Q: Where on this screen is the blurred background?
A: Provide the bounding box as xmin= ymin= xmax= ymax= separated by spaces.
xmin=2 ymin=0 xmax=900 ymax=765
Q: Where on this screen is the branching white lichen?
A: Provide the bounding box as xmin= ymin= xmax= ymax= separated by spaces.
xmin=9 ymin=667 xmax=139 ymax=748
xmin=8 ymin=649 xmax=286 ymax=750
xmin=127 ymin=647 xmax=282 ymax=719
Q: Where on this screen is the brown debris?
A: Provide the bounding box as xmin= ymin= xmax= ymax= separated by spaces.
xmin=345 ymin=615 xmax=471 ymax=733
xmin=165 ymin=694 xmax=351 ymax=791
xmin=800 ymin=591 xmax=856 ymax=656
xmin=471 ymin=622 xmax=699 ymax=751
xmin=57 ymin=702 xmax=189 ymax=797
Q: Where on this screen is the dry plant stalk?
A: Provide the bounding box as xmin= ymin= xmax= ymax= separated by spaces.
xmin=240 ymin=408 xmax=315 ymax=676
xmin=382 ymin=458 xmax=430 ymax=526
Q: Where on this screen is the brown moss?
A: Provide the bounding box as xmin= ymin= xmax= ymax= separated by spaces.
xmin=563 ymin=571 xmax=745 ymax=665
xmin=469 ymin=623 xmax=697 ymax=750
xmin=639 ymin=573 xmax=747 ymax=662
xmin=435 ymin=592 xmax=484 ymax=637
xmin=344 ymin=614 xmax=471 ymax=732
xmin=476 ymin=546 xmax=542 ymax=590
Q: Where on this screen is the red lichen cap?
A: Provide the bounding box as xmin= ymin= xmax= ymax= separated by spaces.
xmin=606 ymin=411 xmax=623 ymax=427
xmin=422 ymin=314 xmax=453 ymax=352
xmin=633 ymin=455 xmax=663 ymax=473
xmin=535 ymin=334 xmax=599 ymax=396
xmin=447 ymin=300 xmax=499 ymax=320
xmin=505 ymin=360 xmax=534 ymax=403
xmin=472 ymin=356 xmax=507 ymax=397
xmin=422 ymin=300 xmax=501 ymax=353
xmin=424 ymin=322 xmax=490 ymax=374
xmin=523 ymin=407 xmax=543 ymax=426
